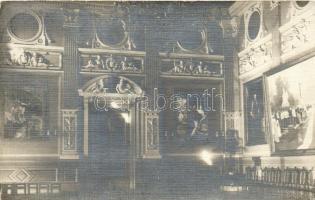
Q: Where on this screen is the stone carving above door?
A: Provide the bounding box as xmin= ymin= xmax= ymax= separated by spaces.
xmin=79 ymin=75 xmax=143 ymax=97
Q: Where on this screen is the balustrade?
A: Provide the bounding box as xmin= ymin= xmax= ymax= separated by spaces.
xmin=245 ymin=166 xmax=314 ymax=191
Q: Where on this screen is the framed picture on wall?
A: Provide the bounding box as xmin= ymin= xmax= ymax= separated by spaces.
xmin=266 ymin=57 xmax=315 ymax=154
xmin=244 ymin=78 xmax=267 ymax=146
xmin=3 ymin=87 xmax=46 ymax=139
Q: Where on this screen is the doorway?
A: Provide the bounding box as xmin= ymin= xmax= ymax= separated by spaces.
xmin=88 ymin=103 xmax=130 ymax=177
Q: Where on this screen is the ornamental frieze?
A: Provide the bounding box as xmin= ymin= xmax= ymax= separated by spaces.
xmin=0 ymin=45 xmax=63 ymax=70
xmin=161 ymin=59 xmax=223 ymax=77
xmin=81 ymin=54 xmax=143 ymax=73
xmin=280 ymin=13 xmax=315 ymax=55
xmin=239 ymin=35 xmax=272 ymax=75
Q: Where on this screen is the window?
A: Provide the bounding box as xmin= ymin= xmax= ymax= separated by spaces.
xmin=8 ymin=13 xmax=41 ymax=41
xmin=247 ymin=11 xmax=261 ymax=41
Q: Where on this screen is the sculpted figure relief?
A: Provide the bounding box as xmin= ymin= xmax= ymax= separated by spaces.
xmin=6 ymin=50 xmax=52 ymax=68
xmin=167 ymin=59 xmax=219 ymax=75
xmin=82 ymin=54 xmax=141 ymax=72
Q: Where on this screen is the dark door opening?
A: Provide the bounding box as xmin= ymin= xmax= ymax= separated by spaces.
xmin=88 ymin=103 xmax=130 ymax=178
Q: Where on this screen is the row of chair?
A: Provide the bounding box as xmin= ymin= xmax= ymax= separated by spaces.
xmin=245 ymin=166 xmax=314 ymax=190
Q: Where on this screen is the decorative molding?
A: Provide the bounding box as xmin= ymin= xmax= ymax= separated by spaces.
xmin=224 ymin=111 xmax=242 ymax=131
xmin=220 ymin=16 xmax=240 ymax=38
xmin=62 ymin=109 xmax=78 ymax=152
xmin=289 ymin=1 xmax=312 ymax=18
xmin=280 ymin=11 xmax=315 ymax=55
xmin=0 ymin=48 xmax=62 ymax=70
xmin=9 ymin=169 xmax=33 ymax=183
xmin=239 ymin=34 xmax=272 ymax=75
xmin=174 ymin=29 xmax=212 ymax=54
xmin=81 ymin=54 xmax=143 ymax=73
xmin=62 ymin=8 xmax=80 ymax=26
xmin=3 ymin=10 xmax=52 ymax=45
xmin=270 ymin=1 xmax=280 ymax=10
xmin=159 ymin=52 xmax=224 ymax=62
xmin=224 ymin=111 xmax=242 ymax=121
xmin=0 ymin=168 xmax=78 ymax=183
xmin=92 ymin=19 xmax=135 ymax=50
xmin=161 ymin=58 xmax=223 ymax=77
xmin=244 ymin=3 xmax=265 ymax=47
xmin=144 ymin=111 xmax=161 ymax=159
xmin=229 ymin=1 xmax=258 ymax=17
xmin=78 ymin=76 xmax=143 ymax=98
xmin=0 ymin=44 xmax=63 ymax=70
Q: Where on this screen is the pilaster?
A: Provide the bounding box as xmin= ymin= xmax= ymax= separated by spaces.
xmin=61 ymin=8 xmax=81 ymax=159
xmin=143 ymin=14 xmax=161 ymax=159
xmin=221 ymin=15 xmax=241 ymax=132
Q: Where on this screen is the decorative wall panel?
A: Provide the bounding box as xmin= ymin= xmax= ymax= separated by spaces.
xmin=144 ymin=111 xmax=160 ymax=158
xmin=239 ymin=34 xmax=272 ymax=75
xmin=0 ymin=44 xmax=63 ymax=70
xmin=280 ymin=11 xmax=315 ymax=56
xmin=62 ymin=109 xmax=78 ymax=152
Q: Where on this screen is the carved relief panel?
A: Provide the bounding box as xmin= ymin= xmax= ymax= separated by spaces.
xmin=80 ymin=53 xmax=143 ymax=73
xmin=161 ymin=58 xmax=223 ymax=77
xmin=280 ymin=9 xmax=315 ymax=55
xmin=0 ymin=45 xmax=63 ymax=70
xmin=144 ymin=111 xmax=160 ymax=158
xmin=288 ymin=1 xmax=312 ymax=19
xmin=62 ymin=109 xmax=78 ymax=152
xmin=239 ymin=35 xmax=272 ymax=75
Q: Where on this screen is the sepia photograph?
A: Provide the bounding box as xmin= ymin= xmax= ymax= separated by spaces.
xmin=0 ymin=1 xmax=315 ymax=200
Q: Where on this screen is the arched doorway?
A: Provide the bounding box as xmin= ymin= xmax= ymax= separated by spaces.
xmin=78 ymin=75 xmax=144 ymax=190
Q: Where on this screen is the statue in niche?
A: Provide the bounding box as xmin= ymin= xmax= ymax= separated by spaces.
xmin=116 ymin=78 xmax=133 ymax=94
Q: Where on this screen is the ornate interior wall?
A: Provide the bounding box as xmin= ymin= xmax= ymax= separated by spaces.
xmin=0 ymin=1 xmax=232 ymax=196
xmin=230 ymin=1 xmax=315 ymax=171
